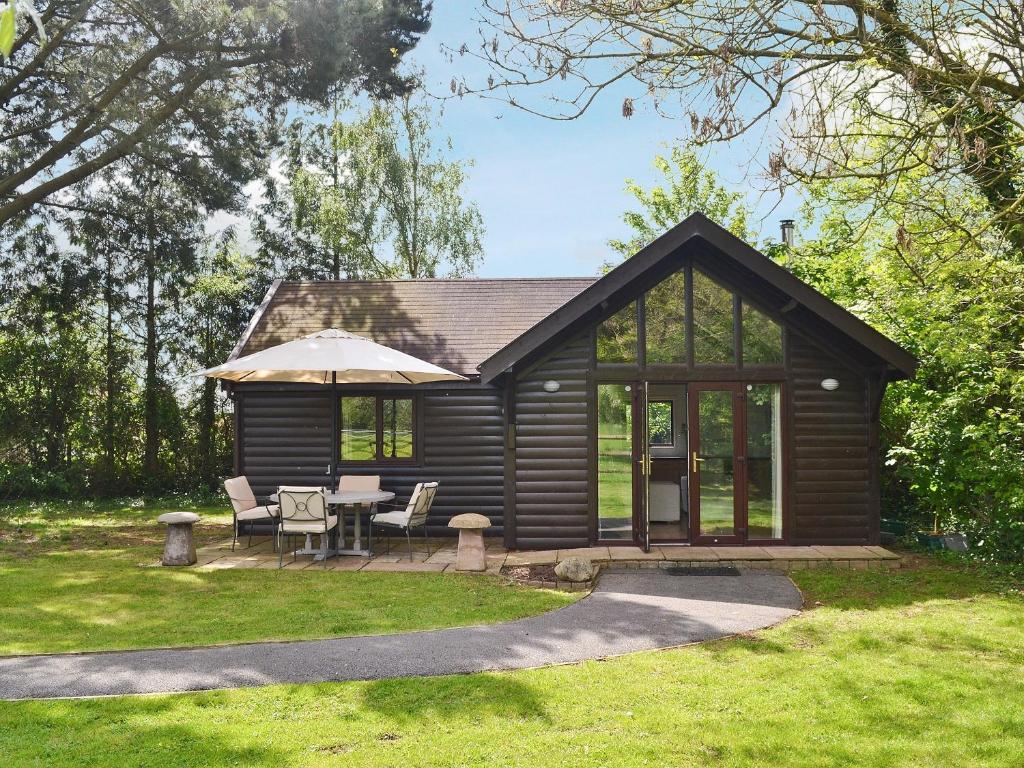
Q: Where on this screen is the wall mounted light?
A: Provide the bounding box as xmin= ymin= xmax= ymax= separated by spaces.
xmin=821 ymin=378 xmax=840 ymax=391
xmin=542 ymin=380 xmax=560 ymax=393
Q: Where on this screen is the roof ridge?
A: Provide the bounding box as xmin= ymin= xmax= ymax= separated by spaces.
xmin=278 ymin=277 xmax=599 ymax=285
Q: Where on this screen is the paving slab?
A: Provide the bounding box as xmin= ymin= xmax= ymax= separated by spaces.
xmin=711 ymin=546 xmax=771 ymax=561
xmin=865 ymin=546 xmax=901 ymax=559
xmin=0 ymin=570 xmax=801 ymax=700
xmin=764 ymin=547 xmax=827 ymax=560
xmin=504 ymin=550 xmax=559 ymax=566
xmin=812 ymin=546 xmax=873 ymax=560
xmin=608 ymin=546 xmax=664 ymax=561
xmin=360 ymin=561 xmax=449 ymax=573
xmin=658 ymin=547 xmax=721 ymax=561
xmin=558 ymin=547 xmax=611 ymax=562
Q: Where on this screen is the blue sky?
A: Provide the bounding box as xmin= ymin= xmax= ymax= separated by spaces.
xmin=405 ymin=4 xmax=799 ymax=278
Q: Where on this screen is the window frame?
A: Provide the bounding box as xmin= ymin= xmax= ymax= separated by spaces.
xmin=338 ymin=393 xmax=420 ymax=466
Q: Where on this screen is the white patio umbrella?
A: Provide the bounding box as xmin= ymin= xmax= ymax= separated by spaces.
xmin=195 ymin=328 xmax=467 ymax=385
xmin=196 ymin=328 xmax=465 ymax=485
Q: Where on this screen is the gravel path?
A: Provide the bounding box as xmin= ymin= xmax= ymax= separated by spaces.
xmin=0 ymin=570 xmax=801 ymax=700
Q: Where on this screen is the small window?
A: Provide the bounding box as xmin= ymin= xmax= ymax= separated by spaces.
xmin=648 ymin=401 xmax=674 ymax=445
xmin=597 ymin=301 xmax=638 ymax=364
xmin=382 ymin=397 xmax=414 ymax=459
xmin=340 ymin=395 xmax=416 ymax=463
xmin=692 ymin=269 xmax=735 ymax=364
xmin=742 ymin=303 xmax=783 ymax=365
xmin=644 ymin=270 xmax=686 ymax=364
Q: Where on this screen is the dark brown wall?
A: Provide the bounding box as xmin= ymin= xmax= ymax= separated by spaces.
xmin=505 ymin=321 xmax=881 ymax=549
xmin=787 ymin=331 xmax=876 ymax=544
xmin=236 ymin=385 xmax=505 ymax=535
xmin=512 ymin=333 xmax=591 ymax=549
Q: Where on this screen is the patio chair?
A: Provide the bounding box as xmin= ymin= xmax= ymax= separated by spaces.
xmin=337 ymin=474 xmax=380 ymax=546
xmin=277 ymin=486 xmax=336 ymax=569
xmin=224 ymin=475 xmax=280 ymax=552
xmin=370 ymin=482 xmax=438 ymax=560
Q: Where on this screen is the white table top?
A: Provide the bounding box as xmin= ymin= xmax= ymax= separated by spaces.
xmin=327 ymin=490 xmax=395 ymax=505
xmin=269 ymin=490 xmax=395 ymax=505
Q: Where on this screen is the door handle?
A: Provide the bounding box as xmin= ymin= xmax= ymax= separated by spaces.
xmin=691 ymin=452 xmax=705 ymax=473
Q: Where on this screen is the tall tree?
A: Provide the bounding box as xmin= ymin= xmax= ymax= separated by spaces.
xmin=608 ymin=146 xmax=752 ymax=261
xmin=0 ymin=0 xmax=430 ymax=227
xmin=172 ymin=238 xmax=257 ymax=489
xmin=784 ymin=164 xmax=1024 ymax=562
xmin=258 ymin=91 xmax=485 ymax=279
xmin=472 ymin=0 xmax=1024 ymax=250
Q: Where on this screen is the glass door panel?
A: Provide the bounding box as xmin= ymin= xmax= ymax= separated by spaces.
xmin=690 ymin=385 xmax=742 ymax=543
xmin=638 ymin=382 xmax=650 ymax=551
xmin=597 ymin=383 xmax=635 ymax=540
xmin=745 ymin=384 xmax=783 ymax=539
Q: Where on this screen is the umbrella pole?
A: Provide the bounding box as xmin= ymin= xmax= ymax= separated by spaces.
xmin=331 ymin=371 xmax=338 ymax=491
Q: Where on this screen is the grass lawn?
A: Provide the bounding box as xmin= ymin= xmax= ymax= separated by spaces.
xmin=0 ymin=500 xmax=575 ymax=655
xmin=1 ymin=561 xmax=1021 ymax=766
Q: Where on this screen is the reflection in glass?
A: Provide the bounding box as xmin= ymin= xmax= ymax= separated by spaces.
xmin=746 ymin=384 xmax=783 ymax=539
xmin=597 ymin=302 xmax=638 ymax=364
xmin=644 ymin=270 xmax=686 ymax=364
xmin=648 ymin=401 xmax=673 ymax=445
xmin=692 ymin=269 xmax=735 ymax=364
xmin=697 ymin=389 xmax=735 ymax=536
xmin=743 ymin=303 xmax=783 ymax=365
xmin=341 ymin=396 xmax=376 ymax=461
xmin=382 ymin=398 xmax=414 ymax=459
xmin=597 ymin=384 xmax=633 ymax=540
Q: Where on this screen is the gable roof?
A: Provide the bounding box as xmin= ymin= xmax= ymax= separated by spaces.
xmin=478 ymin=212 xmax=918 ymax=382
xmin=234 ymin=278 xmax=596 ymax=376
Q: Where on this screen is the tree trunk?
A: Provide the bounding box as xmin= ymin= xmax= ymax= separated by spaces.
xmin=143 ymin=208 xmax=160 ymax=482
xmin=196 ymin=316 xmax=217 ymax=489
xmin=103 ymin=249 xmax=116 ymax=490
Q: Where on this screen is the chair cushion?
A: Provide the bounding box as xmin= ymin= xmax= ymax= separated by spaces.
xmin=236 ymin=505 xmax=278 ymax=522
xmin=281 ymin=515 xmax=338 ymax=534
xmin=371 ymin=511 xmax=410 ymax=527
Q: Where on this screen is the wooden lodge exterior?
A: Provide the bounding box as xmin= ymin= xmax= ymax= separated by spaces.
xmin=227 ymin=214 xmax=917 ymax=550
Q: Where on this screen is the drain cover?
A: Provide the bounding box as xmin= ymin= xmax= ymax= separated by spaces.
xmin=662 ymin=566 xmax=741 ymax=577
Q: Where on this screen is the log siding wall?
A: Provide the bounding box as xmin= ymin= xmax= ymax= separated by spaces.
xmin=511 ymin=333 xmax=591 ymax=549
xmin=787 ymin=332 xmax=874 ymax=544
xmin=236 ymin=385 xmax=506 ymax=535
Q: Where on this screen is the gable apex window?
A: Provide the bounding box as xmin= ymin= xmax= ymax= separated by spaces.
xmin=644 ymin=269 xmax=686 ymax=365
xmin=742 ymin=302 xmax=784 ymax=365
xmin=340 ymin=395 xmax=416 ymax=463
xmin=596 ymin=301 xmax=638 ymax=364
xmin=692 ymin=268 xmax=736 ymax=365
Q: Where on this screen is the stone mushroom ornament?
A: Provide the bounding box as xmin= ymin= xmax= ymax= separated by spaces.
xmin=448 ymin=513 xmax=491 ymax=571
xmin=157 ymin=511 xmax=200 ymax=566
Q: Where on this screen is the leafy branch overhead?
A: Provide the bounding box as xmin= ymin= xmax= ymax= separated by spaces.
xmin=0 ymin=0 xmax=431 ymax=227
xmin=468 ymin=0 xmax=1024 ymax=250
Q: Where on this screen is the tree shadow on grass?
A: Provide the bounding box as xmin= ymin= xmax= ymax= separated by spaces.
xmin=360 ymin=672 xmax=550 ymax=724
xmin=0 ymin=693 xmax=286 ymax=767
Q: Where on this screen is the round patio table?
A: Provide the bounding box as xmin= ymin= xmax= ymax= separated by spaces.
xmin=269 ymin=490 xmax=395 ymax=559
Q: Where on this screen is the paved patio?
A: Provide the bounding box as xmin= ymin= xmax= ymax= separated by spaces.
xmin=194 ymin=535 xmax=902 ymax=573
